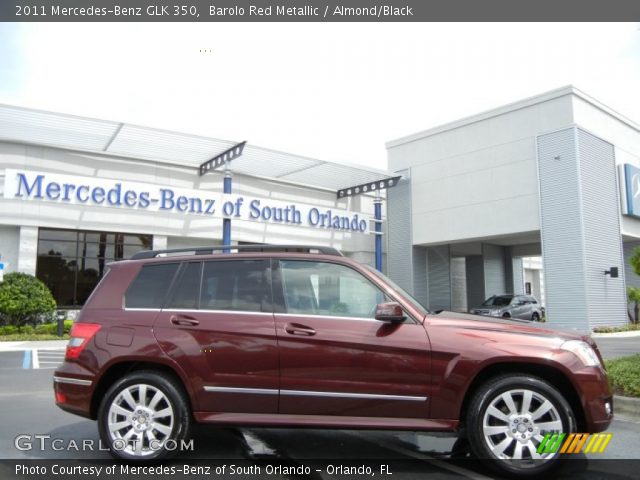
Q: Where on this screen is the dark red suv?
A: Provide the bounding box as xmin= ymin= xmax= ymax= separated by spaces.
xmin=54 ymin=245 xmax=612 ymax=476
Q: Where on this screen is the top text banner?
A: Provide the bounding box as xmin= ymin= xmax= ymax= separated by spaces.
xmin=3 ymin=0 xmax=640 ymax=21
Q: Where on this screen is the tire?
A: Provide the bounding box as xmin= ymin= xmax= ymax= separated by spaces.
xmin=466 ymin=375 xmax=576 ymax=477
xmin=502 ymin=313 xmax=511 ymax=319
xmin=531 ymin=312 xmax=540 ymax=322
xmin=97 ymin=370 xmax=192 ymax=460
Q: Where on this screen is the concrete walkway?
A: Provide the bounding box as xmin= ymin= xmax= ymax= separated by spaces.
xmin=0 ymin=339 xmax=68 ymax=352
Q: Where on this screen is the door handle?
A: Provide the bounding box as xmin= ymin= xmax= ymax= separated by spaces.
xmin=285 ymin=323 xmax=316 ymax=336
xmin=170 ymin=314 xmax=199 ymax=326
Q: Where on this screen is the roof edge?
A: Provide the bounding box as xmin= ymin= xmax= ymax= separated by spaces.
xmin=385 ymin=85 xmax=639 ymax=148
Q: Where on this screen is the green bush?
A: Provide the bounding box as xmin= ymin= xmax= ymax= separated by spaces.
xmin=0 ymin=325 xmax=18 ymax=335
xmin=19 ymin=325 xmax=34 ymax=334
xmin=593 ymin=324 xmax=640 ymax=333
xmin=605 ymin=354 xmax=640 ymax=397
xmin=35 ymin=323 xmax=57 ymax=335
xmin=0 ymin=273 xmax=56 ymax=326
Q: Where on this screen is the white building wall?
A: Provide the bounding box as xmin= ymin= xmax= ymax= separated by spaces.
xmin=388 ymin=92 xmax=575 ymax=246
xmin=0 ymin=225 xmax=19 ymax=273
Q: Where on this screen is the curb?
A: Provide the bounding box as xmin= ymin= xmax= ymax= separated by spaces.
xmin=614 ymin=395 xmax=640 ymax=420
xmin=592 ymin=330 xmax=640 ymax=338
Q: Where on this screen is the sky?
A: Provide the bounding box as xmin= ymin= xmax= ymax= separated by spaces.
xmin=1 ymin=22 xmax=639 ymax=169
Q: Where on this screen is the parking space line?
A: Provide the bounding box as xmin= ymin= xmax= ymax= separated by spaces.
xmin=31 ymin=348 xmax=39 ymax=369
xmin=22 ymin=350 xmax=31 ymax=369
xmin=350 ymin=432 xmax=493 ymax=480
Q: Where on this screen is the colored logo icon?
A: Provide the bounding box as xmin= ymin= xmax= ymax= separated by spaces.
xmin=536 ymin=433 xmax=612 ymax=454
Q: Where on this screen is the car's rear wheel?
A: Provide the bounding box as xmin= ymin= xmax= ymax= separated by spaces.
xmin=98 ymin=370 xmax=191 ymax=460
xmin=466 ymin=375 xmax=575 ymax=476
xmin=531 ymin=312 xmax=540 ymax=322
xmin=502 ymin=313 xmax=511 ymax=318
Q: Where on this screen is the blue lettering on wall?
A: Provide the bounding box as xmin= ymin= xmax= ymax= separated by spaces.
xmin=10 ymin=171 xmax=368 ymax=233
xmin=16 ymin=173 xmax=44 ymax=199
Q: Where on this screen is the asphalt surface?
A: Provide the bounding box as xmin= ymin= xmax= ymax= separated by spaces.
xmin=0 ymin=346 xmax=639 ymax=480
xmin=593 ymin=336 xmax=640 ymax=359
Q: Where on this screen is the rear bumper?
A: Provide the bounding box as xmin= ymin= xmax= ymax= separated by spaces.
xmin=53 ymin=364 xmax=96 ymax=419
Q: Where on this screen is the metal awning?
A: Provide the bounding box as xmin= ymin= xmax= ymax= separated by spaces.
xmin=0 ymin=104 xmax=393 ymax=192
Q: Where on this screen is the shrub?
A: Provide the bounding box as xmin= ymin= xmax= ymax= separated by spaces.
xmin=0 ymin=325 xmax=18 ymax=335
xmin=35 ymin=323 xmax=58 ymax=335
xmin=0 ymin=273 xmax=56 ymax=326
xmin=605 ymin=354 xmax=640 ymax=397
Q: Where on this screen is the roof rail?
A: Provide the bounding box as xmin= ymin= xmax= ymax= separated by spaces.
xmin=130 ymin=244 xmax=344 ymax=260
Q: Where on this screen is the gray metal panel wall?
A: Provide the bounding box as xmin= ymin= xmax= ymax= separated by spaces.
xmin=451 ymin=257 xmax=468 ymax=312
xmin=466 ymin=255 xmax=485 ymax=308
xmin=512 ymin=258 xmax=525 ymax=295
xmin=537 ymin=127 xmax=589 ymax=330
xmin=412 ymin=246 xmax=428 ymax=307
xmin=577 ymin=129 xmax=626 ymax=328
xmin=483 ymin=244 xmax=506 ymax=297
xmin=426 ymin=245 xmax=451 ymax=310
xmin=387 ymin=172 xmax=414 ymax=294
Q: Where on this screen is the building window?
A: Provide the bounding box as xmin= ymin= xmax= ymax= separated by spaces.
xmin=525 ymin=282 xmax=532 ymax=295
xmin=36 ymin=228 xmax=152 ymax=307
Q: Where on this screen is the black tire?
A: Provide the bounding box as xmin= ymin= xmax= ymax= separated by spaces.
xmin=97 ymin=370 xmax=191 ymax=461
xmin=531 ymin=312 xmax=540 ymax=322
xmin=502 ymin=313 xmax=511 ymax=318
xmin=466 ymin=375 xmax=576 ymax=477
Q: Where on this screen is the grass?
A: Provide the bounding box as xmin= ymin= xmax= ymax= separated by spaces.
xmin=593 ymin=323 xmax=640 ymax=333
xmin=0 ymin=334 xmax=69 ymax=341
xmin=605 ymin=354 xmax=640 ymax=397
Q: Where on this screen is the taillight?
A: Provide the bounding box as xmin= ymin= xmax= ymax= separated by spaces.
xmin=66 ymin=323 xmax=101 ymax=359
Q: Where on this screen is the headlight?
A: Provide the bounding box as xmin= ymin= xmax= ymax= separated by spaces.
xmin=561 ymin=340 xmax=601 ymax=367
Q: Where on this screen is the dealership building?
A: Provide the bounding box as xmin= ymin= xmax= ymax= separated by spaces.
xmin=1 ymin=86 xmax=639 ymax=332
xmin=0 ymin=104 xmax=390 ymax=307
xmin=387 ymin=86 xmax=640 ymax=332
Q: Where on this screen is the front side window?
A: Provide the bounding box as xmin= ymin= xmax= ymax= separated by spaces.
xmin=280 ymin=260 xmax=386 ymax=318
xmin=200 ymin=260 xmax=270 ymax=312
xmin=125 ymin=263 xmax=179 ymax=308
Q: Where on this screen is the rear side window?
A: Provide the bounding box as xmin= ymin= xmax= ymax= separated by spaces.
xmin=200 ymin=260 xmax=270 ymax=312
xmin=167 ymin=262 xmax=202 ymax=309
xmin=125 ymin=263 xmax=179 ymax=308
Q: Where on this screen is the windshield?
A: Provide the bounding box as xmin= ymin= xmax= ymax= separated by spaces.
xmin=482 ymin=295 xmax=513 ymax=307
xmin=364 ymin=265 xmax=429 ymax=317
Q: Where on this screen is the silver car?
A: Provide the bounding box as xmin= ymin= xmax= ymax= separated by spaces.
xmin=472 ymin=294 xmax=542 ymax=321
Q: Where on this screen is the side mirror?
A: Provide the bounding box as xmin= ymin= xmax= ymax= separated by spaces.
xmin=374 ymin=302 xmax=406 ymax=323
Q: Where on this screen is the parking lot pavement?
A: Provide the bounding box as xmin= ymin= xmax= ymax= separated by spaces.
xmin=0 ymin=350 xmax=638 ymax=479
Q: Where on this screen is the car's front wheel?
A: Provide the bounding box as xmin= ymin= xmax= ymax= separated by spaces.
xmin=97 ymin=370 xmax=191 ymax=460
xmin=466 ymin=374 xmax=576 ymax=476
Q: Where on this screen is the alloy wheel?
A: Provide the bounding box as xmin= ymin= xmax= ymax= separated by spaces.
xmin=482 ymin=388 xmax=563 ymax=462
xmin=106 ymin=383 xmax=174 ymax=457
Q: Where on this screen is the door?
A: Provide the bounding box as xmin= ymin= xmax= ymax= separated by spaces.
xmin=154 ymin=259 xmax=279 ymax=414
xmin=510 ymin=296 xmax=529 ymax=319
xmin=273 ymin=259 xmax=431 ymax=419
